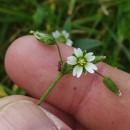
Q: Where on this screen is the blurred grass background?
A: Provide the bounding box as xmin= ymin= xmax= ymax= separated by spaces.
xmin=0 ymin=0 xmax=130 ymax=97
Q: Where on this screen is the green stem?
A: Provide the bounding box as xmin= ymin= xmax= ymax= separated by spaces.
xmin=56 ymin=43 xmax=63 ymax=66
xmin=95 ymin=71 xmax=105 ymax=78
xmin=37 ymin=72 xmax=64 ymax=106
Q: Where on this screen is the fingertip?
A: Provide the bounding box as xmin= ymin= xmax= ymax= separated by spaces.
xmin=5 ymin=35 xmax=73 ymax=86
xmin=0 ymin=100 xmax=71 ymax=130
xmin=5 ymin=36 xmax=74 ymax=100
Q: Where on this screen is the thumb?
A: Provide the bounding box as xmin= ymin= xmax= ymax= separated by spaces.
xmin=0 ymin=100 xmax=71 ymax=130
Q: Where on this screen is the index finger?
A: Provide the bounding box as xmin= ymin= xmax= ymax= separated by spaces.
xmin=5 ymin=36 xmax=130 ymax=130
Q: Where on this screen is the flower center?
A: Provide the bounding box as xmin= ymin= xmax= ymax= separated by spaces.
xmin=78 ymin=58 xmax=86 ymax=66
xmin=57 ymin=35 xmax=66 ymax=43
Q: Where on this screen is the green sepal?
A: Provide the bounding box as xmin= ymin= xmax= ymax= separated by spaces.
xmin=92 ymin=56 xmax=106 ymax=64
xmin=103 ymin=77 xmax=122 ymax=96
xmin=30 ymin=30 xmax=56 ymax=45
xmin=61 ymin=62 xmax=73 ymax=74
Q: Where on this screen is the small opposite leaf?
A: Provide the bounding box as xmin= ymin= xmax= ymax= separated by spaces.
xmin=103 ymin=77 xmax=122 ymax=96
xmin=30 ymin=30 xmax=56 ymax=45
xmin=93 ymin=56 xmax=106 ymax=64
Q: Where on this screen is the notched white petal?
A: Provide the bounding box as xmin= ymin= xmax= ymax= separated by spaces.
xmin=67 ymin=56 xmax=77 ymax=65
xmin=85 ymin=63 xmax=96 ymax=73
xmin=86 ymin=67 xmax=94 ymax=73
xmin=66 ymin=39 xmax=73 ymax=46
xmin=52 ymin=30 xmax=60 ymax=38
xmin=85 ymin=54 xmax=95 ymax=62
xmin=77 ymin=66 xmax=83 ymax=78
xmin=85 ymin=52 xmax=93 ymax=57
xmin=88 ymin=63 xmax=98 ymax=70
xmin=73 ymin=65 xmax=83 ymax=78
xmin=85 ymin=52 xmax=95 ymax=62
xmin=62 ymin=30 xmax=69 ymax=38
xmin=74 ymin=48 xmax=83 ymax=58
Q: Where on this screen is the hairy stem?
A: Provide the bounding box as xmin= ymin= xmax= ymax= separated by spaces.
xmin=95 ymin=71 xmax=105 ymax=78
xmin=37 ymin=72 xmax=64 ymax=105
xmin=56 ymin=43 xmax=63 ymax=66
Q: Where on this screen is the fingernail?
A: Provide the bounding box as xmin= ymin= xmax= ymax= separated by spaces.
xmin=39 ymin=106 xmax=72 ymax=130
xmin=0 ymin=100 xmax=58 ymax=130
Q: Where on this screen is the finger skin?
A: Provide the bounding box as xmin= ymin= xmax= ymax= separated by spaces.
xmin=5 ymin=36 xmax=130 ymax=130
xmin=0 ymin=95 xmax=74 ymax=129
xmin=0 ymin=100 xmax=58 ymax=130
xmin=0 ymin=95 xmax=86 ymax=130
xmin=0 ymin=96 xmax=72 ymax=130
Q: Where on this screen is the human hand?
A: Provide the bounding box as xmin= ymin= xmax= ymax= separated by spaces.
xmin=2 ymin=36 xmax=130 ymax=130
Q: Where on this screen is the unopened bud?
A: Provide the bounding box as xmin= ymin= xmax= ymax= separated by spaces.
xmin=30 ymin=30 xmax=56 ymax=45
xmin=103 ymin=77 xmax=122 ymax=96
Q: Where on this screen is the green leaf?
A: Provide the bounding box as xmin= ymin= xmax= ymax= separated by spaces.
xmin=103 ymin=77 xmax=122 ymax=96
xmin=74 ymin=38 xmax=102 ymax=50
xmin=68 ymin=0 xmax=76 ymax=15
xmin=0 ymin=84 xmax=8 ymax=97
xmin=0 ymin=83 xmax=14 ymax=95
xmin=33 ymin=5 xmax=45 ymax=29
xmin=122 ymin=45 xmax=130 ymax=62
xmin=93 ymin=56 xmax=106 ymax=64
xmin=63 ymin=17 xmax=71 ymax=32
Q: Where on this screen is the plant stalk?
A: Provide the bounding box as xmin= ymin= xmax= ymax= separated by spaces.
xmin=95 ymin=71 xmax=105 ymax=78
xmin=56 ymin=43 xmax=63 ymax=66
xmin=37 ymin=72 xmax=64 ymax=105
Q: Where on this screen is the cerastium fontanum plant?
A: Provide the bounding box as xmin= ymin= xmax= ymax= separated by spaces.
xmin=30 ymin=30 xmax=122 ymax=106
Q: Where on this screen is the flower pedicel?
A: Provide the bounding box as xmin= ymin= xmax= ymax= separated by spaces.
xmin=30 ymin=30 xmax=122 ymax=106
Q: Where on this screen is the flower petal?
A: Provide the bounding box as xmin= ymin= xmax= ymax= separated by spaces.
xmin=85 ymin=66 xmax=94 ymax=73
xmin=62 ymin=30 xmax=69 ymax=38
xmin=85 ymin=63 xmax=97 ymax=73
xmin=85 ymin=53 xmax=95 ymax=62
xmin=67 ymin=56 xmax=77 ymax=65
xmin=89 ymin=63 xmax=98 ymax=70
xmin=88 ymin=56 xmax=95 ymax=62
xmin=66 ymin=39 xmax=73 ymax=46
xmin=52 ymin=30 xmax=60 ymax=38
xmin=73 ymin=65 xmax=83 ymax=78
xmin=74 ymin=48 xmax=83 ymax=58
xmin=85 ymin=52 xmax=93 ymax=57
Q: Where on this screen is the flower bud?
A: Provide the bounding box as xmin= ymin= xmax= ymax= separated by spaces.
xmin=30 ymin=30 xmax=56 ymax=45
xmin=103 ymin=77 xmax=122 ymax=96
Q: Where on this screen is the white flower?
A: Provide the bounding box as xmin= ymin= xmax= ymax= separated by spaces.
xmin=67 ymin=48 xmax=97 ymax=78
xmin=52 ymin=30 xmax=73 ymax=46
